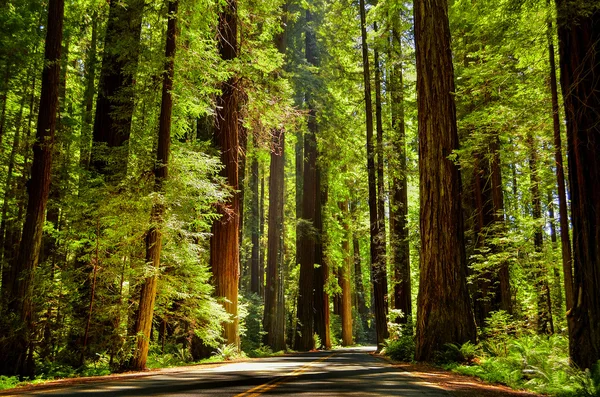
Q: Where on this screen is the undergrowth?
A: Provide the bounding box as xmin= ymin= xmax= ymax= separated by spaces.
xmin=445 ymin=311 xmax=600 ymax=397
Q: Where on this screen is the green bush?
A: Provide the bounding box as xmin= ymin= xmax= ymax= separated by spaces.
xmin=383 ymin=335 xmax=415 ymax=362
xmin=0 ymin=376 xmax=20 ymax=390
xmin=451 ymin=334 xmax=600 ymax=397
xmin=435 ymin=341 xmax=478 ymax=365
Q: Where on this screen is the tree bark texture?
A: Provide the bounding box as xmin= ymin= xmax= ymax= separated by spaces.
xmin=294 ymin=7 xmax=319 ymax=352
xmin=131 ymin=0 xmax=177 ymax=370
xmin=1 ymin=0 xmax=64 ymax=377
xmin=263 ymin=10 xmax=287 ymax=351
xmin=313 ymin=169 xmax=331 ymax=349
xmin=339 ymin=202 xmax=353 ymax=346
xmin=555 ymin=0 xmax=600 ymax=370
xmin=414 ymin=0 xmax=476 ymax=361
xmin=264 ymin=129 xmax=286 ymax=351
xmin=211 ymin=0 xmax=240 ymax=348
xmin=249 ymin=137 xmax=260 ymax=295
xmin=359 ymin=0 xmax=388 ymax=349
xmin=374 ymin=32 xmax=388 ymax=290
xmin=389 ymin=30 xmax=411 ymax=324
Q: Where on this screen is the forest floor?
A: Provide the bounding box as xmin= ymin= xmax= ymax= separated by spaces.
xmin=382 ymin=359 xmax=541 ymax=397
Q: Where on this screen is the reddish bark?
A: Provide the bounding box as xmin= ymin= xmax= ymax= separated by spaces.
xmin=414 ymin=0 xmax=476 ymax=361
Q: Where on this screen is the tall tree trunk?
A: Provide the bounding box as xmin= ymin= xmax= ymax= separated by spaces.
xmin=79 ymin=12 xmax=98 ymax=170
xmin=414 ymin=0 xmax=476 ymax=361
xmin=249 ymin=138 xmax=260 ymax=294
xmin=0 ymin=82 xmax=27 ymax=299
xmin=555 ymin=3 xmax=600 ymax=370
xmin=389 ymin=29 xmax=411 ymax=325
xmin=339 ymin=202 xmax=353 ymax=346
xmin=259 ymin=173 xmax=266 ymax=298
xmin=131 ymin=0 xmax=177 ymax=370
xmin=294 ymin=7 xmax=319 ymax=352
xmin=374 ymin=28 xmax=387 ymax=290
xmin=547 ymin=4 xmax=574 ymax=312
xmin=91 ymin=0 xmax=144 ymax=178
xmin=1 ymin=65 xmax=37 ymax=306
xmin=263 ymin=125 xmax=286 ymax=351
xmin=1 ymin=0 xmax=64 ymax=377
xmin=547 ymin=190 xmax=564 ymax=311
xmin=313 ymin=169 xmax=331 ymax=349
xmin=490 ymin=135 xmax=512 ymax=315
xmin=358 ymin=0 xmax=388 ymax=349
xmin=211 ymin=0 xmax=240 ymax=348
xmin=528 ymin=132 xmax=554 ymax=335
xmin=351 ymin=232 xmax=368 ymax=326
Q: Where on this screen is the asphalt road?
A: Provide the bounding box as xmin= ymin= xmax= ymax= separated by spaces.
xmin=7 ymin=347 xmax=451 ymax=396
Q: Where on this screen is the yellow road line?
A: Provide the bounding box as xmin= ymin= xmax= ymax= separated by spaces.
xmin=235 ymin=353 xmax=336 ymax=397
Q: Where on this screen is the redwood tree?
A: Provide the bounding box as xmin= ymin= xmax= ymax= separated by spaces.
xmin=1 ymin=0 xmax=64 ymax=376
xmin=131 ymin=0 xmax=178 ymax=370
xmin=555 ymin=0 xmax=600 ymax=370
xmin=294 ymin=6 xmax=319 ymax=352
xmin=359 ymin=0 xmax=388 ymax=349
xmin=414 ymin=0 xmax=476 ymax=361
xmin=263 ymin=9 xmax=287 ymax=352
xmin=211 ymin=0 xmax=240 ymax=348
xmin=389 ymin=29 xmax=411 ymax=325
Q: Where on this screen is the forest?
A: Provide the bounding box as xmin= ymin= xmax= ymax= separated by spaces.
xmin=0 ymin=0 xmax=599 ymax=395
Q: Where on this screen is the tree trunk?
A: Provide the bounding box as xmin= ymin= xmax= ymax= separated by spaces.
xmin=555 ymin=2 xmax=600 ymax=370
xmin=1 ymin=65 xmax=37 ymax=306
xmin=389 ymin=29 xmax=411 ymax=325
xmin=131 ymin=0 xmax=177 ymax=370
xmin=547 ymin=4 xmax=574 ymax=312
xmin=211 ymin=0 xmax=240 ymax=348
xmin=1 ymin=0 xmax=64 ymax=377
xmin=91 ymin=0 xmax=144 ymax=178
xmin=294 ymin=7 xmax=319 ymax=352
xmin=339 ymin=202 xmax=353 ymax=346
xmin=0 ymin=82 xmax=27 ymax=300
xmin=528 ymin=132 xmax=554 ymax=335
xmin=249 ymin=138 xmax=260 ymax=295
xmin=358 ymin=0 xmax=388 ymax=349
xmin=414 ymin=0 xmax=476 ymax=361
xmin=313 ymin=169 xmax=331 ymax=349
xmin=263 ymin=127 xmax=286 ymax=352
xmin=259 ymin=173 xmax=265 ymax=298
xmin=79 ymin=13 xmax=98 ymax=170
xmin=490 ymin=135 xmax=512 ymax=315
xmin=374 ymin=29 xmax=388 ymax=294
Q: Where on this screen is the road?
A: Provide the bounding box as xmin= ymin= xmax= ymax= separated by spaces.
xmin=6 ymin=347 xmax=451 ymax=396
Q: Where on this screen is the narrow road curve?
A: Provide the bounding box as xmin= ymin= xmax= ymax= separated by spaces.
xmin=7 ymin=347 xmax=450 ymax=396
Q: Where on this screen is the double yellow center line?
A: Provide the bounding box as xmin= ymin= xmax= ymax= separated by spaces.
xmin=234 ymin=353 xmax=336 ymax=397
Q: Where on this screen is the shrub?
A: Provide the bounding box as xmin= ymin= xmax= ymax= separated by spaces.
xmin=212 ymin=344 xmax=240 ymax=361
xmin=435 ymin=341 xmax=478 ymax=365
xmin=0 ymin=376 xmax=20 ymax=390
xmin=383 ymin=335 xmax=415 ymax=362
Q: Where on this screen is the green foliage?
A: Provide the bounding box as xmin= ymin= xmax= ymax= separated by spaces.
xmin=382 ymin=336 xmax=415 ymax=362
xmin=450 ymin=335 xmax=599 ymax=396
xmin=435 ymin=342 xmax=478 ymax=365
xmin=147 ymin=344 xmax=193 ymax=369
xmin=239 ymin=293 xmax=265 ymax=353
xmin=0 ymin=376 xmax=20 ymax=390
xmin=212 ymin=344 xmax=241 ymax=361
